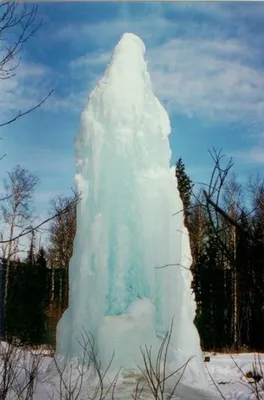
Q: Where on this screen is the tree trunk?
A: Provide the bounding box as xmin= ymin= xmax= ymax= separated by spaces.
xmin=232 ymin=227 xmax=239 ymax=350
xmin=4 ymin=222 xmax=14 ymax=311
xmin=58 ymin=269 xmax=63 ymax=315
xmin=50 ymin=267 xmax=55 ymax=309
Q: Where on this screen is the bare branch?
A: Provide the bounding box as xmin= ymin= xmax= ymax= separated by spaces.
xmin=0 ymin=89 xmax=54 ymax=128
xmin=155 ymin=263 xmax=190 ymax=271
xmin=203 ymin=190 xmax=249 ymax=237
xmin=0 ymin=3 xmax=53 ymax=127
xmin=204 ymin=363 xmax=227 ymax=400
xmin=0 ymin=192 xmax=80 ymax=244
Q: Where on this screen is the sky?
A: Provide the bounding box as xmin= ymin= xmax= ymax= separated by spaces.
xmin=1 ymin=1 xmax=264 ymax=246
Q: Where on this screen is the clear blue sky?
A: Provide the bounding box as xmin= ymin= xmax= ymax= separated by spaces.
xmin=1 ymin=2 xmax=264 ymax=227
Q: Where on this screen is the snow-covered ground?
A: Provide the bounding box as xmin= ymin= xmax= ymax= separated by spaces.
xmin=0 ymin=342 xmax=264 ymax=399
xmin=206 ymin=352 xmax=264 ymax=400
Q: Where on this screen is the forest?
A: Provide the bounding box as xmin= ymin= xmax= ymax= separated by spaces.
xmin=1 ymin=151 xmax=264 ymax=353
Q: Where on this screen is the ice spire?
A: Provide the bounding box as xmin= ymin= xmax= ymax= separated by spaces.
xmin=56 ymin=32 xmax=207 ymax=388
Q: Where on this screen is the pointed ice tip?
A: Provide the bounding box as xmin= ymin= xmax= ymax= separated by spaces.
xmin=115 ymin=32 xmax=146 ymax=56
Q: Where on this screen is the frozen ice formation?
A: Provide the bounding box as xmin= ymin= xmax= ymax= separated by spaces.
xmin=56 ymin=32 xmax=208 ymax=388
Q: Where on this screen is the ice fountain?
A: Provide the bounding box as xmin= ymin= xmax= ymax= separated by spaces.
xmin=56 ymin=33 xmax=220 ymax=399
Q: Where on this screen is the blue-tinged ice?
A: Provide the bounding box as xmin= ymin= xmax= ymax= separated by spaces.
xmin=56 ymin=33 xmax=206 ymax=385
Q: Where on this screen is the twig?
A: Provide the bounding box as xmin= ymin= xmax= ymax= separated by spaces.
xmin=155 ymin=263 xmax=190 ymax=271
xmin=0 ymin=89 xmax=54 ymax=128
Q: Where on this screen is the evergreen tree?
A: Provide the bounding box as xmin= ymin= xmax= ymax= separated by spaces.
xmin=5 ymin=257 xmax=50 ymax=346
xmin=175 ymin=158 xmax=193 ymax=229
xmin=36 ymin=246 xmax=47 ymax=269
xmin=26 ymin=230 xmax=36 ymax=266
xmin=194 ymin=229 xmax=232 ymax=350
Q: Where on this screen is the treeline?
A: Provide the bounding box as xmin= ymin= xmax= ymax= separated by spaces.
xmin=1 ymin=250 xmax=69 ymax=346
xmin=176 ymin=152 xmax=264 ymax=351
xmin=1 ymin=154 xmax=264 ymax=352
xmin=0 ymin=165 xmax=75 ymax=346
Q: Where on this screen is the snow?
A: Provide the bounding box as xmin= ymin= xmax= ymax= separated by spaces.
xmin=0 ymin=343 xmax=263 ymax=399
xmin=206 ymin=353 xmax=264 ymax=400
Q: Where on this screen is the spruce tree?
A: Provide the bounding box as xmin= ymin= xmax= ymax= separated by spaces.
xmin=36 ymin=246 xmax=47 ymax=269
xmin=26 ymin=230 xmax=36 ymax=266
xmin=175 ymin=158 xmax=193 ymax=229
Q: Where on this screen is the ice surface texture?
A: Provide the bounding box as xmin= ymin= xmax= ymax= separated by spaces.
xmin=56 ymin=33 xmax=206 ymax=385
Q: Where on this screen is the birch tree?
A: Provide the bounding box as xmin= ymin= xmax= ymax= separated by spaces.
xmin=222 ymin=173 xmax=243 ymax=349
xmin=1 ymin=165 xmax=39 ymax=308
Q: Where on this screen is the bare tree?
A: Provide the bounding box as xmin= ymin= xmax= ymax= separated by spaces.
xmin=200 ymin=149 xmax=256 ymax=350
xmin=248 ymin=174 xmax=264 ymax=240
xmin=221 ymin=173 xmax=244 ymax=349
xmin=48 ymin=195 xmax=76 ymax=310
xmin=1 ymin=165 xmax=39 ymax=309
xmin=0 ymin=2 xmax=39 ymax=80
xmin=0 ymin=192 xmax=79 ymax=246
xmin=188 ymin=190 xmax=209 ymax=267
xmin=0 ymin=2 xmax=53 ymax=128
